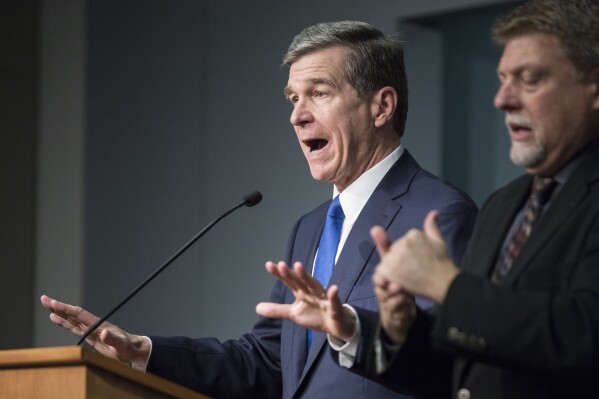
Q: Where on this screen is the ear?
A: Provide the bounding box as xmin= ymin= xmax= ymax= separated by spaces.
xmin=371 ymin=86 xmax=398 ymax=128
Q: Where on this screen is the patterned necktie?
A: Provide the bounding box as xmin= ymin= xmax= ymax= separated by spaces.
xmin=492 ymin=176 xmax=556 ymax=282
xmin=308 ymin=196 xmax=345 ymax=349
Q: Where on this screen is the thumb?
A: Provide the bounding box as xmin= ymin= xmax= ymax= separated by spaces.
xmin=370 ymin=226 xmax=391 ymax=257
xmin=256 ymin=302 xmax=292 ymax=320
xmin=100 ymin=328 xmax=121 ymax=347
xmin=423 ymin=210 xmax=444 ymax=243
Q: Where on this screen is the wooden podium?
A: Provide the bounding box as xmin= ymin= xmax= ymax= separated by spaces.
xmin=0 ymin=346 xmax=211 ymax=398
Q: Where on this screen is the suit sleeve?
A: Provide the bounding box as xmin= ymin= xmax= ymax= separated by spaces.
xmin=435 ymin=198 xmax=478 ymax=266
xmin=335 ymin=194 xmax=476 ymax=397
xmin=427 ymin=172 xmax=599 ymax=379
xmin=338 ymin=306 xmax=453 ymax=399
xmin=145 ymin=219 xmax=305 ymax=398
xmin=415 ymin=197 xmax=478 ymax=310
xmin=146 ymin=289 xmax=283 ymax=398
xmin=432 ymin=213 xmax=599 ymax=375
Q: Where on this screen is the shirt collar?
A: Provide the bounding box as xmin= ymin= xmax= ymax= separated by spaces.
xmin=551 ymin=149 xmax=586 ymax=186
xmin=333 ymin=145 xmax=404 ymax=225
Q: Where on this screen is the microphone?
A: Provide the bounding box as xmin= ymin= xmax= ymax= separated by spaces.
xmin=242 ymin=191 xmax=262 ymax=207
xmin=76 ymin=190 xmax=263 ymax=345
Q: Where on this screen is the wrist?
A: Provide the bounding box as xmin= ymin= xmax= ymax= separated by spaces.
xmin=130 ymin=335 xmax=152 ymax=366
xmin=332 ymin=305 xmax=358 ymax=342
xmin=380 ymin=301 xmax=416 ymax=345
xmin=433 ymin=265 xmax=460 ymax=304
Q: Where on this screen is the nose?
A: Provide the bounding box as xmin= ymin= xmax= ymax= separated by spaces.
xmin=494 ymin=81 xmax=519 ymax=111
xmin=290 ymin=99 xmax=314 ymax=127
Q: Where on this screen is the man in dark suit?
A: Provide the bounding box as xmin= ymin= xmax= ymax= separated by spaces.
xmin=40 ymin=21 xmax=477 ymax=398
xmin=259 ymin=1 xmax=599 ymax=398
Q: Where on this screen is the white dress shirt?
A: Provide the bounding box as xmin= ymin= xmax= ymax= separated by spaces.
xmin=323 ymin=145 xmax=404 ymax=367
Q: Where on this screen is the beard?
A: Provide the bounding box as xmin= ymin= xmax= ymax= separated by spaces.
xmin=510 ymin=135 xmax=547 ymax=168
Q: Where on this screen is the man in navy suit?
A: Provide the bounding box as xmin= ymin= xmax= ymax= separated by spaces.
xmin=259 ymin=2 xmax=599 ymax=398
xmin=41 ymin=21 xmax=477 ymax=398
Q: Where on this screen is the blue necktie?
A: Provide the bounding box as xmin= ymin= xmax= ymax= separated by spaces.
xmin=308 ymin=196 xmax=345 ymax=349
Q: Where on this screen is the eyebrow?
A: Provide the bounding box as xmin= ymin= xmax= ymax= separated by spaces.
xmin=284 ymin=77 xmax=338 ymax=98
xmin=497 ymin=62 xmax=544 ymax=75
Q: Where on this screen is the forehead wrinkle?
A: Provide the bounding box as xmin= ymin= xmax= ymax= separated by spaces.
xmin=311 ymin=77 xmax=338 ymax=88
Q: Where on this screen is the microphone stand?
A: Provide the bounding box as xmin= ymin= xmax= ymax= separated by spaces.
xmin=77 ymin=191 xmax=262 ymax=345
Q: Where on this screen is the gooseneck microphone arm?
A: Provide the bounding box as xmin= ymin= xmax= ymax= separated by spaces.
xmin=76 ymin=191 xmax=263 ymax=346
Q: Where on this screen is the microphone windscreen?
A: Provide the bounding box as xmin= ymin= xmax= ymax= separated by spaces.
xmin=243 ymin=191 xmax=263 ymax=207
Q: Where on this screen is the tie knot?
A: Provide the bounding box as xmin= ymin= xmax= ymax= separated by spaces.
xmin=327 ymin=196 xmax=345 ymax=219
xmin=531 ymin=176 xmax=557 ymax=206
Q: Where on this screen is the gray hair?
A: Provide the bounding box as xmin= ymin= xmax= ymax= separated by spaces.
xmin=493 ymin=0 xmax=599 ymax=78
xmin=284 ymin=21 xmax=408 ymax=137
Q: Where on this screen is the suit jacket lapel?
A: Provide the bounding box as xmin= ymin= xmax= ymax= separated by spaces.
xmin=505 ymin=146 xmax=599 ymax=284
xmin=465 ymin=176 xmax=531 ymax=278
xmin=297 ymin=151 xmax=417 ymax=388
xmin=287 ymin=203 xmax=328 ymax=389
xmin=299 ymin=195 xmax=403 ymax=377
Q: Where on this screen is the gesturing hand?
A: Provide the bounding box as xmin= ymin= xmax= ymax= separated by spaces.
xmin=256 ymin=261 xmax=356 ymax=342
xmin=374 ymin=211 xmax=458 ymax=303
xmin=40 ymin=295 xmax=151 ymax=366
xmin=370 ymin=225 xmax=417 ymax=344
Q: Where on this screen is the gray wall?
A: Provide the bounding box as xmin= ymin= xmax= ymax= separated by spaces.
xmin=404 ymin=2 xmax=523 ymax=204
xmin=1 ymin=0 xmax=521 ymax=349
xmin=34 ymin=0 xmax=410 ymax=345
xmin=0 ymin=1 xmax=38 ymax=349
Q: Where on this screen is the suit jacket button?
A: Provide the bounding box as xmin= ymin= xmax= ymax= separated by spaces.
xmin=456 ymin=388 xmax=471 ymax=399
xmin=448 ymin=326 xmax=460 ymax=341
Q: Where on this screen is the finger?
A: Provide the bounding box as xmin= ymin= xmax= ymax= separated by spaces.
xmin=40 ymin=295 xmax=55 ymax=311
xmin=46 ymin=300 xmax=97 ymax=332
xmin=264 ymin=261 xmax=278 ymax=274
xmin=370 ymin=226 xmax=391 ymax=257
xmin=372 ymin=271 xmax=390 ymax=289
xmin=49 ymin=313 xmax=89 ymax=336
xmin=385 ymin=280 xmax=406 ymax=296
xmin=294 ymin=263 xmax=327 ymax=297
xmin=423 ymin=210 xmax=444 ymax=243
xmin=374 ymin=265 xmax=402 ymax=290
xmin=265 ymin=261 xmax=289 ymax=281
xmin=41 ymin=295 xmax=70 ymax=315
xmin=374 ymin=279 xmax=410 ymax=303
xmin=255 ymin=302 xmax=293 ymax=319
xmin=326 ymin=285 xmax=357 ymax=340
xmin=266 ymin=261 xmax=302 ymax=292
xmin=100 ymin=328 xmax=129 ymax=353
xmin=48 ymin=298 xmax=98 ymax=325
xmin=381 ymin=291 xmax=413 ymax=308
xmin=282 ymin=262 xmax=312 ymax=293
xmin=48 ymin=312 xmax=71 ymax=329
xmin=375 ymin=260 xmax=400 ymax=283
xmin=327 ymin=285 xmax=344 ymax=314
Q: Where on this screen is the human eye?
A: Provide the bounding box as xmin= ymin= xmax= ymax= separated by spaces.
xmin=497 ymin=70 xmax=507 ymax=83
xmin=496 ymin=73 xmax=505 ymax=88
xmin=520 ymin=70 xmax=542 ymax=86
xmin=285 ymin=92 xmax=299 ymax=105
xmin=522 ymin=75 xmax=540 ymax=85
xmin=313 ymin=89 xmax=328 ymax=98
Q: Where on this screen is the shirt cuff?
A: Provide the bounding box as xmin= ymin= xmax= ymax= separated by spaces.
xmin=374 ymin=327 xmax=401 ymax=374
xmin=130 ymin=336 xmax=152 ymax=373
xmin=327 ymin=304 xmax=360 ymax=368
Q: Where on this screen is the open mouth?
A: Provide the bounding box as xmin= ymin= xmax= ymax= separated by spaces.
xmin=306 ymin=139 xmax=328 ymax=152
xmin=509 ymin=123 xmax=532 ymax=136
xmin=505 ymin=115 xmax=532 ymax=136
